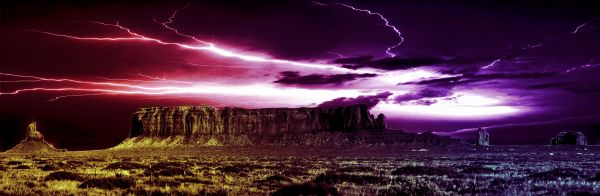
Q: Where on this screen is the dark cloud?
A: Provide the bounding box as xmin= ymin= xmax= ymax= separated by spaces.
xmin=336 ymin=56 xmax=444 ymax=70
xmin=395 ymin=88 xmax=453 ymax=105
xmin=564 ymin=86 xmax=600 ymax=94
xmin=273 ymin=71 xmax=377 ymax=86
xmin=404 ymin=72 xmax=559 ymax=87
xmin=318 ymin=91 xmax=393 ymax=109
xmin=331 ymin=55 xmax=374 ymax=64
xmin=395 ymin=72 xmax=560 ymax=106
xmin=527 ymin=82 xmax=571 ymax=90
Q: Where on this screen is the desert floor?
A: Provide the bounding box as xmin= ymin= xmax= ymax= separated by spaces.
xmin=1 ymin=145 xmax=599 ymax=195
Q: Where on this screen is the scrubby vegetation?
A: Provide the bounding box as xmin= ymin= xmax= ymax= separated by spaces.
xmin=39 ymin=164 xmax=59 ymax=171
xmin=13 ymin=165 xmax=30 ymax=169
xmin=79 ymin=177 xmax=136 ymax=189
xmin=273 ymin=182 xmax=338 ymax=196
xmin=104 ymin=161 xmax=147 ymax=170
xmin=313 ymin=172 xmax=389 ymax=185
xmin=380 ymin=177 xmax=447 ymax=196
xmin=528 ymin=168 xmax=582 ymax=180
xmin=45 ymin=171 xmax=85 ymax=181
xmin=0 ymin=146 xmax=599 ymax=195
xmin=392 ymin=166 xmax=458 ymax=177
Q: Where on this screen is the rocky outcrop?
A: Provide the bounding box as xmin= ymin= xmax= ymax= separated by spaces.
xmin=476 ymin=128 xmax=490 ymax=146
xmin=118 ymin=104 xmax=463 ymax=147
xmin=130 ymin=105 xmax=385 ymax=137
xmin=551 ymin=131 xmax=587 ymax=145
xmin=6 ymin=122 xmax=65 ymax=153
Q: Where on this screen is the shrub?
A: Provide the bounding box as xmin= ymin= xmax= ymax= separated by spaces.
xmin=79 ymin=177 xmax=136 ymax=190
xmin=254 ymin=175 xmax=294 ymax=187
xmin=40 ymin=164 xmax=59 ymax=171
xmin=380 ymin=177 xmax=446 ymax=196
xmin=589 ymin=172 xmax=600 ymax=181
xmin=56 ymin=160 xmax=84 ymax=169
xmin=14 ymin=165 xmax=30 ymax=169
xmin=220 ymin=165 xmax=254 ymax=173
xmin=145 ymin=162 xmax=191 ymax=176
xmin=337 ymin=166 xmax=375 ymax=173
xmin=483 ymin=178 xmax=511 ymax=193
xmin=283 ymin=167 xmax=309 ymax=176
xmin=145 ymin=179 xmax=181 ymax=187
xmin=0 ymin=165 xmax=5 ymax=171
xmin=460 ymin=166 xmax=495 ymax=174
xmin=104 ymin=161 xmax=147 ymax=170
xmin=313 ymin=173 xmax=389 ymax=185
xmin=273 ymin=182 xmax=338 ymax=196
xmin=177 ymin=177 xmax=213 ymax=185
xmin=33 ymin=159 xmax=48 ymax=165
xmin=220 ymin=164 xmax=263 ymax=174
xmin=158 ymin=168 xmax=190 ymax=176
xmin=45 ymin=171 xmax=85 ymax=181
xmin=392 ymin=166 xmax=458 ymax=177
xmin=150 ymin=162 xmax=186 ymax=171
xmin=87 ymin=158 xmax=106 ymax=162
xmin=6 ymin=161 xmax=22 ymax=165
xmin=528 ymin=168 xmax=581 ymax=180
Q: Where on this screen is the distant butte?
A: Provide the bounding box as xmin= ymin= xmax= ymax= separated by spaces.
xmin=551 ymin=131 xmax=588 ymax=145
xmin=6 ymin=122 xmax=65 ymax=153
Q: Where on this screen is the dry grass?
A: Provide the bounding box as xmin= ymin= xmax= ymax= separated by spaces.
xmin=0 ymin=145 xmax=599 ymax=195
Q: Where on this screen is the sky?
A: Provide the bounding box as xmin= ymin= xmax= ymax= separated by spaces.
xmin=1 ymin=0 xmax=599 ymax=150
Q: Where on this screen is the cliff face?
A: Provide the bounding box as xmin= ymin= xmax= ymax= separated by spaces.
xmin=131 ymin=105 xmax=386 ymax=137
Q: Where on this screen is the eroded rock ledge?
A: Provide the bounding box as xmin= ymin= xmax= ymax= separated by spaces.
xmin=118 ymin=104 xmax=462 ymax=147
xmin=130 ymin=104 xmax=386 ymax=137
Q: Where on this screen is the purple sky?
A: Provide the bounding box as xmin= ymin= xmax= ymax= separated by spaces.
xmin=1 ymin=0 xmax=599 ymax=150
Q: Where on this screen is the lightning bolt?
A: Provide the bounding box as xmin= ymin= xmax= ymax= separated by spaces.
xmin=482 ymin=18 xmax=599 ymax=70
xmin=152 ymin=3 xmax=213 ymax=46
xmin=565 ymin=62 xmax=597 ymax=73
xmin=48 ymin=93 xmax=117 ymax=102
xmin=313 ymin=1 xmax=404 ymax=57
xmin=30 ymin=18 xmax=373 ymax=74
xmin=0 ymin=72 xmax=370 ymax=103
xmin=481 ymin=58 xmax=502 ymax=69
xmin=572 ymin=18 xmax=599 ymax=34
xmin=326 ymin=51 xmax=345 ymax=59
xmin=1 ymin=3 xmax=398 ymax=102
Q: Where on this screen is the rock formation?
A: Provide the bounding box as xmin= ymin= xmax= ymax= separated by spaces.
xmin=551 ymin=131 xmax=587 ymax=145
xmin=6 ymin=122 xmax=65 ymax=153
xmin=117 ymin=104 xmax=462 ymax=147
xmin=476 ymin=128 xmax=490 ymax=146
xmin=130 ymin=104 xmax=385 ymax=137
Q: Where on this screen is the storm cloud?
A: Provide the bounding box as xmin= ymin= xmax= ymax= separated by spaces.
xmin=274 ymin=71 xmax=377 ymax=86
xmin=318 ymin=91 xmax=393 ymax=109
xmin=336 ymin=56 xmax=444 ymax=71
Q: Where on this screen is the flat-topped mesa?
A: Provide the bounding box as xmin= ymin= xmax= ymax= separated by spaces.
xmin=131 ymin=104 xmax=387 ymax=137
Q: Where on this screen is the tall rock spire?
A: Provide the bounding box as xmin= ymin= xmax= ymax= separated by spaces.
xmin=6 ymin=121 xmax=65 ymax=153
xmin=476 ymin=128 xmax=490 ymax=146
xmin=26 ymin=122 xmax=44 ymax=141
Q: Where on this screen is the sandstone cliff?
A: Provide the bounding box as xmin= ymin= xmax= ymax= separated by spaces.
xmin=130 ymin=104 xmax=385 ymax=137
xmin=118 ymin=104 xmax=462 ymax=148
